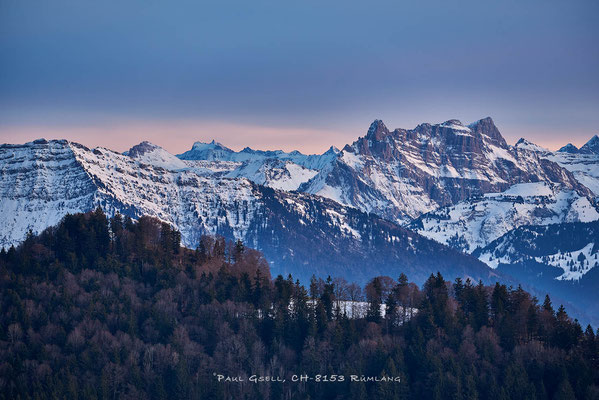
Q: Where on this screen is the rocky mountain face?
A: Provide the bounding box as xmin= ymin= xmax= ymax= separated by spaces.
xmin=0 ymin=139 xmax=495 ymax=285
xmin=299 ymin=118 xmax=592 ymax=223
xmin=408 ymin=134 xmax=599 ymax=275
xmin=170 ymin=119 xmax=595 ymax=226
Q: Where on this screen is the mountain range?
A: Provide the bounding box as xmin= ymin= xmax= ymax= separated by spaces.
xmin=1 ymin=117 xmax=598 ymax=322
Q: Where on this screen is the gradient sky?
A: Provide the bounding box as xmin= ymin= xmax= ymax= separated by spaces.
xmin=1 ymin=0 xmax=598 ymax=154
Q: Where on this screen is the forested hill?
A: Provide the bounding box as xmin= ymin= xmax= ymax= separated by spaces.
xmin=1 ymin=210 xmax=598 ymax=399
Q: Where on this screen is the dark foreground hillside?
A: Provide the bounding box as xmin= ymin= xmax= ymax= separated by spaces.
xmin=1 ymin=210 xmax=598 ymax=399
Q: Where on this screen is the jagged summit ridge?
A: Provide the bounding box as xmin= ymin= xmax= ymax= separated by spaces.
xmin=366 ymin=119 xmax=389 ymax=140
xmin=300 ymin=117 xmax=590 ymax=223
xmin=3 ymin=116 xmax=597 ymax=232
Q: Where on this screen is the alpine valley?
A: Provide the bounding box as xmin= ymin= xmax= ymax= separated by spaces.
xmin=1 ymin=117 xmax=598 ymax=323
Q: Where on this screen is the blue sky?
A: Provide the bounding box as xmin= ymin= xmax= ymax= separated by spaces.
xmin=1 ymin=0 xmax=598 ymax=153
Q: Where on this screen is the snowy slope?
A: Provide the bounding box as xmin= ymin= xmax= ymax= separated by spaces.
xmin=177 ymin=141 xmax=338 ymax=190
xmin=475 ymin=220 xmax=599 ymax=281
xmin=179 ymin=141 xmax=340 ymax=170
xmin=126 ymin=141 xmax=188 ymax=170
xmin=536 ymin=243 xmax=598 ymax=281
xmin=0 ymin=140 xmax=98 ymax=247
xmin=0 ymin=139 xmax=263 ymax=248
xmin=545 ymin=152 xmax=599 ymax=196
xmin=0 ymin=138 xmax=496 ymax=285
xmin=514 ymin=136 xmax=599 ymax=197
xmin=410 ymin=182 xmax=599 ymax=253
xmin=225 ymin=158 xmax=318 ymax=191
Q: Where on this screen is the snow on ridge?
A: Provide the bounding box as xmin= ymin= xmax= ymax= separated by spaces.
xmin=544 ymin=152 xmax=599 ymax=196
xmin=0 ymin=139 xmax=273 ymax=249
xmin=0 ymin=138 xmax=365 ymax=253
xmin=514 ymin=138 xmax=549 ymax=153
xmin=412 ymin=182 xmax=599 ymax=255
xmin=127 ymin=141 xmax=188 ymax=171
xmin=225 ymin=159 xmax=319 ymax=191
xmin=439 ymin=121 xmax=472 ymax=134
xmin=69 ymin=143 xmax=265 ymax=246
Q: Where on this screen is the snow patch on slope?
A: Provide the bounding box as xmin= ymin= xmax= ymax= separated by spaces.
xmin=537 ymin=243 xmax=598 ymax=281
xmin=412 ymin=182 xmax=599 ymax=254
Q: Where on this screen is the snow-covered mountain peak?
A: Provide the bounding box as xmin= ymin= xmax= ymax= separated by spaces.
xmin=515 ymin=138 xmax=548 ymax=153
xmin=126 ymin=141 xmax=187 ymax=171
xmin=30 ymin=138 xmax=50 ymax=145
xmin=127 ymin=141 xmax=159 ymax=155
xmin=178 ymin=140 xmax=235 ymax=160
xmin=191 ymin=140 xmax=229 ymax=151
xmin=324 ymin=145 xmax=340 ymax=155
xmin=301 ymin=117 xmax=591 ymax=224
xmin=580 ymin=135 xmax=599 ymax=154
xmin=558 ymin=143 xmax=579 ymax=153
xmin=467 ymin=117 xmax=507 ymax=147
xmin=440 ymin=119 xmax=469 ymax=130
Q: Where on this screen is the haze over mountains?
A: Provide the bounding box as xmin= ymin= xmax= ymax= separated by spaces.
xmin=1 ymin=117 xmax=598 ymax=322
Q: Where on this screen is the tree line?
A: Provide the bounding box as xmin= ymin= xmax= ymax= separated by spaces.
xmin=0 ymin=209 xmax=597 ymax=399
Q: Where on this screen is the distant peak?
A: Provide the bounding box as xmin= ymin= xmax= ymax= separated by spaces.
xmin=439 ymin=119 xmax=471 ymax=133
xmin=368 ymin=119 xmax=387 ymax=131
xmin=580 ymin=134 xmax=599 ymax=154
xmin=442 ymin=119 xmax=464 ymax=126
xmin=467 ymin=116 xmax=507 ymax=147
xmin=192 ymin=140 xmax=226 ymax=150
xmin=515 ymin=138 xmax=547 ymax=152
xmin=515 ymin=138 xmax=537 ymax=147
xmin=557 ymin=143 xmax=578 ymax=154
xmin=324 ymin=145 xmax=340 ymax=155
xmin=127 ymin=141 xmax=161 ymax=157
xmin=366 ymin=119 xmax=389 ymax=140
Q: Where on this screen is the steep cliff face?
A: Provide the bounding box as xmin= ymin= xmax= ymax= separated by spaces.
xmin=0 ymin=140 xmax=99 ymax=247
xmin=299 ymin=118 xmax=591 ymax=223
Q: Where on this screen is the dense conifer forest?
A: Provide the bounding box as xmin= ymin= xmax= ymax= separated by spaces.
xmin=1 ymin=209 xmax=598 ymax=399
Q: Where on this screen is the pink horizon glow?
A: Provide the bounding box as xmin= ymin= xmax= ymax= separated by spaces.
xmin=0 ymin=119 xmax=594 ymax=155
xmin=0 ymin=120 xmax=357 ymax=155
